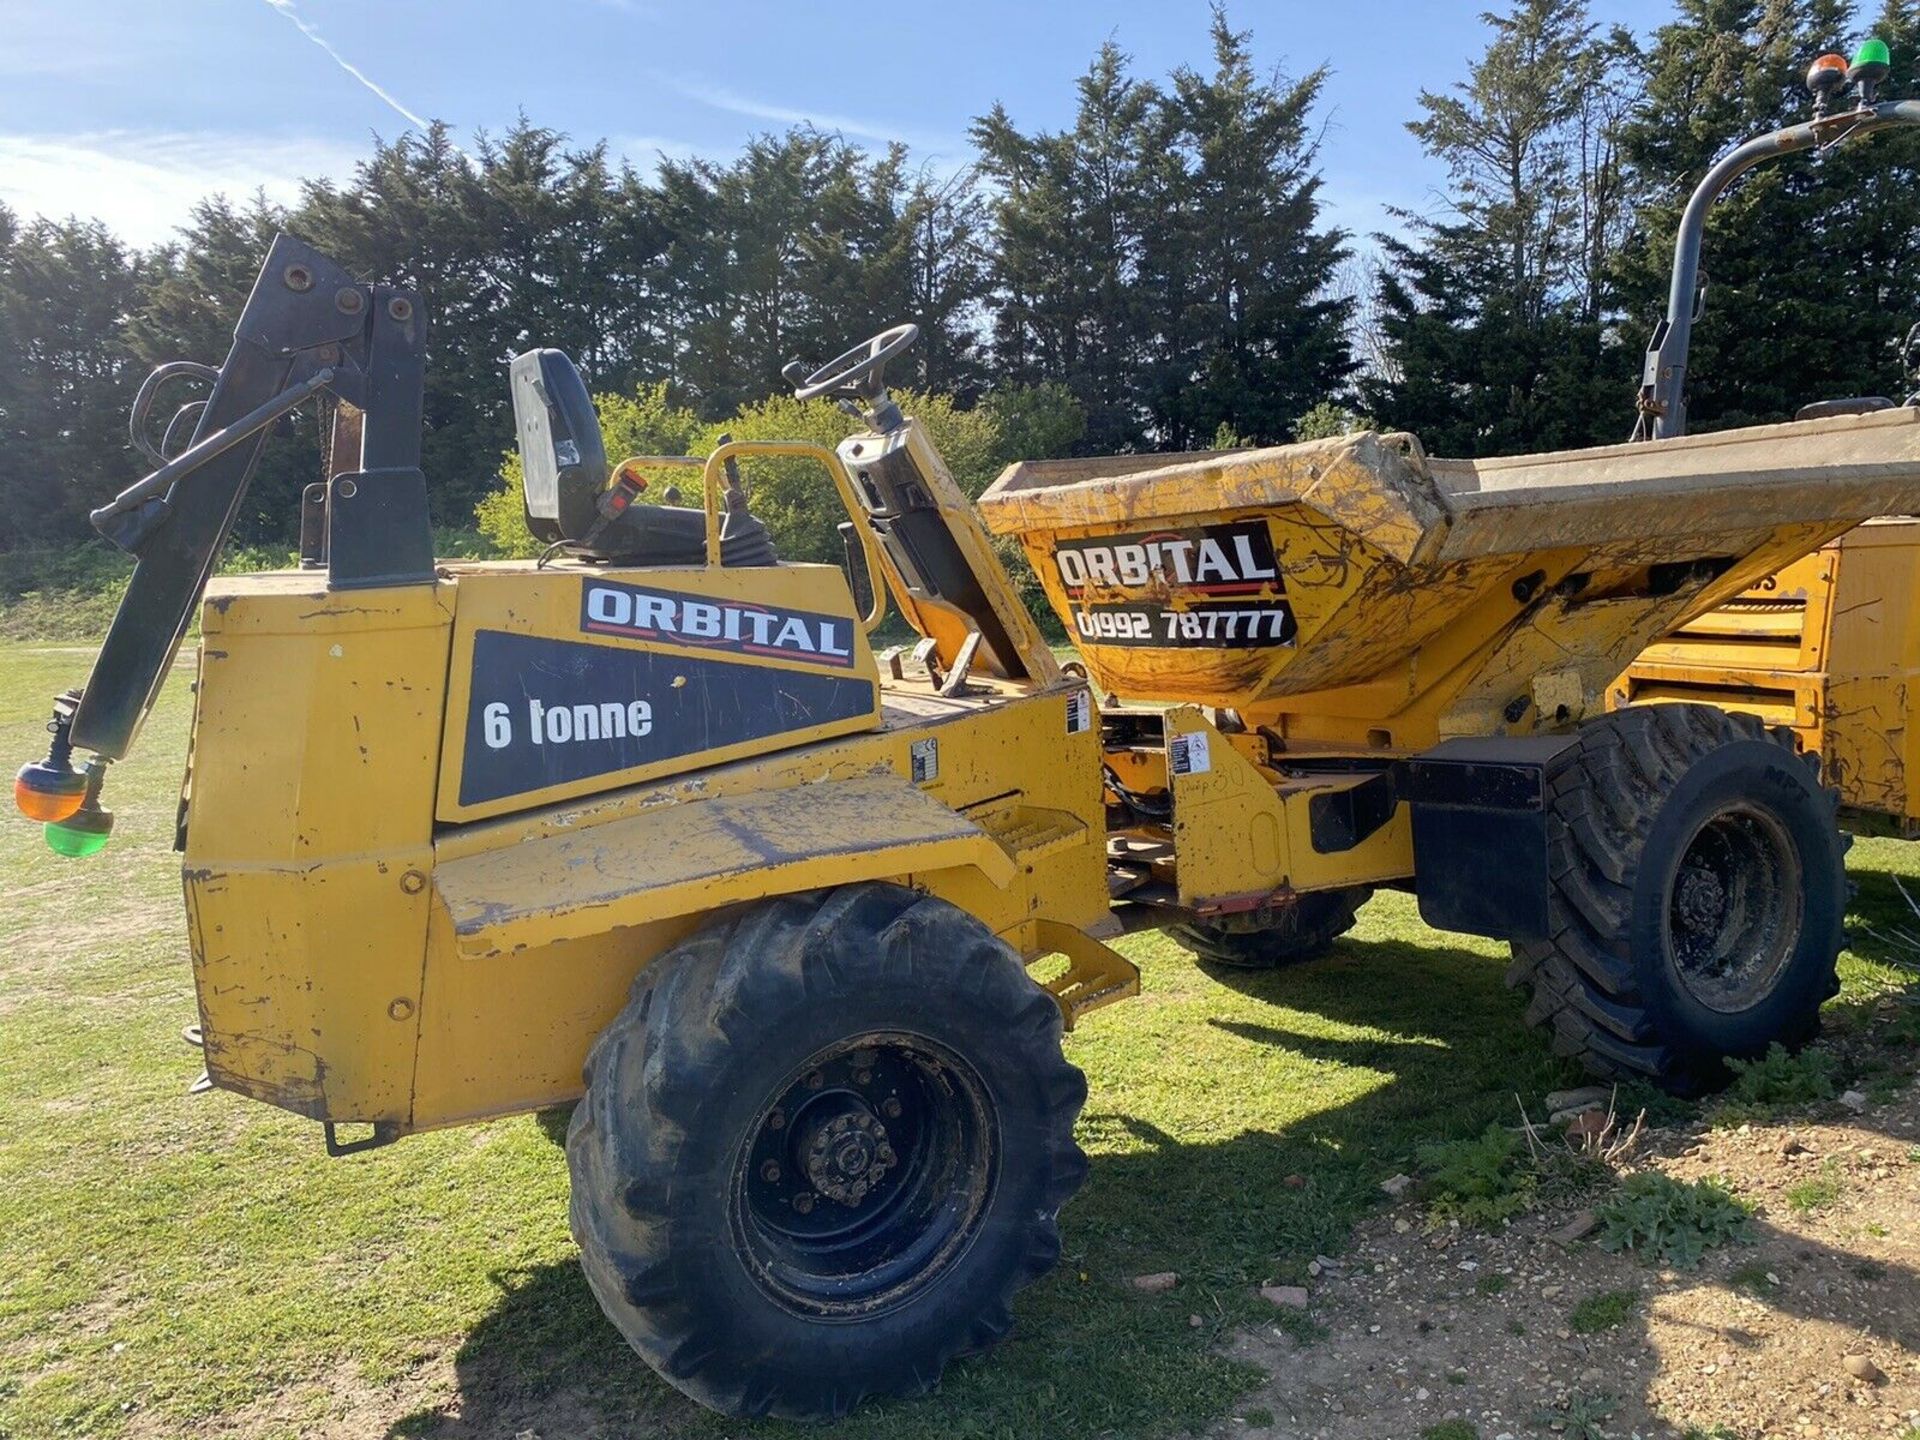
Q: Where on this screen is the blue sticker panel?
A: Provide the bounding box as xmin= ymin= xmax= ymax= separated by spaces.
xmin=458 ymin=629 xmax=876 ymax=807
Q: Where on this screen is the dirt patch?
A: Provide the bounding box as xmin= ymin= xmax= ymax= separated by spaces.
xmin=1212 ymin=1088 xmax=1920 ymax=1440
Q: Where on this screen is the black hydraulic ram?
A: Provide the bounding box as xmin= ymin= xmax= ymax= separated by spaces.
xmin=1635 ymin=42 xmax=1920 ymax=440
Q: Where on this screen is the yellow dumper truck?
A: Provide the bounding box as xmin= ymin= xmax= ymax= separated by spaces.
xmin=17 ymin=45 xmax=1920 ymax=1421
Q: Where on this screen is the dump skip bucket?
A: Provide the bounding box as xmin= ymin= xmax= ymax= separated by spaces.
xmin=979 ymin=411 xmax=1920 ymax=732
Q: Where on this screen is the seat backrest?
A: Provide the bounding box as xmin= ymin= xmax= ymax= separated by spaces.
xmin=509 ymin=349 xmax=606 ymax=543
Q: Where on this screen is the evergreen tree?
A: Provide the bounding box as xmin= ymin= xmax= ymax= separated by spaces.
xmin=1144 ymin=8 xmax=1352 ymax=448
xmin=974 ymin=41 xmax=1161 ymax=451
xmin=1366 ymin=0 xmax=1638 ymax=454
xmin=0 ymin=216 xmax=149 ymax=547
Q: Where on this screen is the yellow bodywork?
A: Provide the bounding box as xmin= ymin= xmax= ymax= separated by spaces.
xmin=983 ymin=409 xmax=1920 ymax=907
xmin=182 ymin=432 xmax=1125 ymax=1135
xmin=1621 ymin=516 xmax=1920 ymax=833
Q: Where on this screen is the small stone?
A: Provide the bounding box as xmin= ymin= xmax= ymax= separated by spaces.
xmin=1840 ymin=1090 xmax=1870 ymax=1113
xmin=1779 ymin=1134 xmax=1806 ymax=1157
xmin=1283 ymin=1173 xmax=1307 ymax=1188
xmin=1260 ymin=1284 xmax=1309 ymax=1309
xmin=1132 ymin=1271 xmax=1178 ymax=1293
xmin=1381 ymin=1173 xmax=1414 ymax=1197
xmin=1313 ymin=1254 xmax=1343 ymax=1273
xmin=1394 ymin=1218 xmax=1412 ymax=1234
xmin=1189 ymin=1313 xmax=1204 ymax=1328
xmin=1550 ymin=1211 xmax=1598 ymax=1244
xmin=1545 ymin=1085 xmax=1612 ymax=1112
xmin=1541 ymin=1284 xmax=1564 ymax=1299
xmin=1845 ymin=1355 xmax=1887 ymax=1384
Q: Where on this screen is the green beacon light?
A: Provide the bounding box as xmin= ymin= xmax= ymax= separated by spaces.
xmin=44 ymin=813 xmax=111 ymax=858
xmin=43 ymin=759 xmax=113 ymax=859
xmin=1850 ymin=36 xmax=1892 ymax=101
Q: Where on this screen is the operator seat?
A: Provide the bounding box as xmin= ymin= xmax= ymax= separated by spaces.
xmin=509 ymin=349 xmax=776 ymax=566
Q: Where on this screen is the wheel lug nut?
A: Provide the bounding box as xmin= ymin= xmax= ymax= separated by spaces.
xmin=853 ymin=1068 xmax=873 ymax=1086
xmin=761 ymin=1160 xmax=781 ymax=1183
xmin=792 ymin=1192 xmax=815 ymax=1214
xmin=881 ymin=1097 xmax=902 ymax=1118
xmin=767 ymin=1108 xmax=786 ymax=1131
xmin=878 ymin=1145 xmax=895 ymax=1164
xmin=805 ymin=1070 xmax=824 ymax=1090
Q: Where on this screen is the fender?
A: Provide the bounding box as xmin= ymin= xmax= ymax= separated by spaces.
xmin=433 ymin=772 xmax=1018 ymax=961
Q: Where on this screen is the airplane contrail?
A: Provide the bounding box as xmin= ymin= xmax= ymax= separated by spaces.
xmin=259 ymin=0 xmax=431 ymax=131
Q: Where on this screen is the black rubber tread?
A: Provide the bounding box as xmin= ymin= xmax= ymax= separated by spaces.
xmin=566 ymin=883 xmax=1088 ymax=1421
xmin=1507 ymin=704 xmax=1848 ymax=1092
xmin=1166 ymin=888 xmax=1372 ymax=969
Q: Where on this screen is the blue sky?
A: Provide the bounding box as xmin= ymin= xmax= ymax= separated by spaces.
xmin=1 ymin=0 xmax=1680 ymax=249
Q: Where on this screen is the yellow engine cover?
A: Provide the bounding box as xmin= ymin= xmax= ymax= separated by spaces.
xmin=436 ymin=561 xmax=882 ymax=821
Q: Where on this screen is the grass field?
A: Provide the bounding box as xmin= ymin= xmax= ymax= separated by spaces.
xmin=0 ymin=640 xmax=1913 ymax=1440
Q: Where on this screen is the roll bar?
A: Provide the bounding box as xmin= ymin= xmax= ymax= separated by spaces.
xmin=1635 ymin=96 xmax=1920 ymax=441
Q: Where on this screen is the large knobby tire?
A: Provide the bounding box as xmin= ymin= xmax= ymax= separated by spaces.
xmin=1508 ymin=704 xmax=1847 ymax=1092
xmin=566 ymin=883 xmax=1087 ymax=1421
xmin=1166 ymin=888 xmax=1371 ymax=969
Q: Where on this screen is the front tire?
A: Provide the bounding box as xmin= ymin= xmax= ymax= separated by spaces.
xmin=566 ymin=883 xmax=1087 ymax=1420
xmin=1509 ymin=705 xmax=1846 ymax=1092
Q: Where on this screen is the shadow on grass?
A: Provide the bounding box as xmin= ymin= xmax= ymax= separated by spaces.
xmin=382 ymin=923 xmax=1918 ymax=1440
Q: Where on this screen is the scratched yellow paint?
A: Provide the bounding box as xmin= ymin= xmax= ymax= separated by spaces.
xmin=1622 ymin=517 xmax=1920 ymax=833
xmin=178 ymin=416 xmax=1119 ymax=1133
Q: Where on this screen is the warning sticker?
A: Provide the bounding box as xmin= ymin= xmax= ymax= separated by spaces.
xmin=1168 ymin=732 xmax=1211 ymax=777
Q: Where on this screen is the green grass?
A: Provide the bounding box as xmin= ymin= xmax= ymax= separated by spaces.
xmin=1784 ymin=1158 xmax=1846 ymax=1215
xmin=1729 ymin=1260 xmax=1779 ymax=1295
xmin=1568 ymin=1288 xmax=1638 ymax=1333
xmin=0 ymin=637 xmax=1914 ymax=1440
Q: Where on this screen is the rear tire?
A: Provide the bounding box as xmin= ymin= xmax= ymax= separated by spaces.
xmin=1166 ymin=888 xmax=1371 ymax=969
xmin=1508 ymin=705 xmax=1846 ymax=1092
xmin=566 ymin=883 xmax=1087 ymax=1420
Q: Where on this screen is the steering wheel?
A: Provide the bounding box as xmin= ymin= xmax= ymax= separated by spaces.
xmin=790 ymin=323 xmax=920 ymax=403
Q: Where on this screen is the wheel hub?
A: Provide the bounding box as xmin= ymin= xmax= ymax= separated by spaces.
xmin=732 ymin=1031 xmax=997 ymax=1319
xmin=802 ymin=1109 xmax=897 ymax=1206
xmin=1675 ymin=864 xmax=1728 ymax=933
xmin=1664 ymin=803 xmax=1804 ymax=1013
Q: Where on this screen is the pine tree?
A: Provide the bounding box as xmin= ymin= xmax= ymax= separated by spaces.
xmin=1366 ymin=0 xmax=1637 ymax=454
xmin=974 ymin=41 xmax=1161 ymax=451
xmin=1144 ymin=7 xmax=1352 ymax=448
xmin=0 ymin=217 xmax=148 ymax=546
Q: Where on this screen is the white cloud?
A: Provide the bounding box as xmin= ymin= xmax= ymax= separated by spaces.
xmin=0 ymin=131 xmax=368 ymax=247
